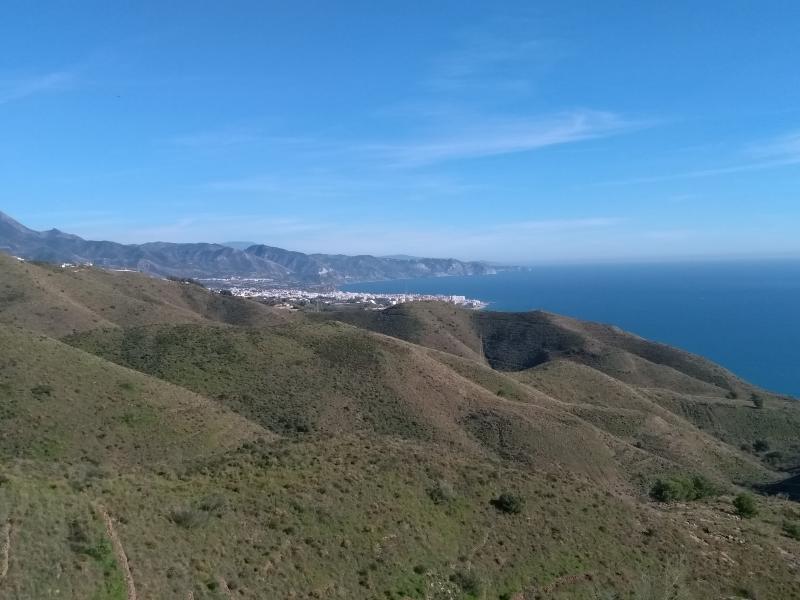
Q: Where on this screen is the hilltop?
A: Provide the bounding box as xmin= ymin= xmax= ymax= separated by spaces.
xmin=1 ymin=253 xmax=800 ymax=598
xmin=0 ymin=210 xmax=498 ymax=285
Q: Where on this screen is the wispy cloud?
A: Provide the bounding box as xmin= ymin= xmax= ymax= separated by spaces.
xmin=0 ymin=70 xmax=76 ymax=105
xmin=493 ymin=217 xmax=623 ymax=231
xmin=163 ymin=127 xmax=324 ymax=150
xmin=201 ymin=171 xmax=479 ymax=200
xmin=426 ymin=28 xmax=564 ymax=96
xmin=593 ymin=129 xmax=800 ymax=187
xmin=373 ymin=110 xmax=640 ymax=166
xmin=749 ymin=130 xmax=800 ymax=161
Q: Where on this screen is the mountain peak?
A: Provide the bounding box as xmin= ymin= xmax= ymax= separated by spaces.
xmin=0 ymin=210 xmax=35 ymax=234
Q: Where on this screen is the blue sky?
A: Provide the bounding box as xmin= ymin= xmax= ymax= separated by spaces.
xmin=1 ymin=1 xmax=799 ymax=263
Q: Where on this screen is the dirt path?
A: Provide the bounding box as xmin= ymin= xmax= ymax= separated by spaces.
xmin=96 ymin=505 xmax=137 ymax=600
xmin=0 ymin=521 xmax=11 ymax=583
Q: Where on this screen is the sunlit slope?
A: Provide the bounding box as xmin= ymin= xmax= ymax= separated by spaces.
xmin=323 ymin=302 xmax=796 ymax=465
xmin=67 ymin=316 xmax=774 ymax=488
xmin=0 ymin=324 xmax=265 ymax=467
xmin=0 ymin=252 xmax=288 ymax=337
xmin=1 ymin=271 xmax=800 ymax=597
xmin=6 ymin=434 xmax=800 ymax=600
xmin=66 ymin=321 xmax=636 ymax=483
xmin=326 ymin=301 xmax=776 ymax=399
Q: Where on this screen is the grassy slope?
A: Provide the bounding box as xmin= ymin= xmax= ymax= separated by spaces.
xmin=4 ymin=435 xmax=800 ymax=599
xmin=2 ymin=265 xmax=800 ymax=597
xmin=324 ymin=302 xmax=797 ymax=466
xmin=0 ymin=252 xmax=289 ymax=337
xmin=66 ymin=321 xmax=633 ymax=484
xmin=0 ymin=324 xmax=265 ymax=467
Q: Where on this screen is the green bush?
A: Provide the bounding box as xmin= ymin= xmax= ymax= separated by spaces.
xmin=427 ymin=479 xmax=456 ymax=505
xmin=733 ymin=493 xmax=758 ymax=518
xmin=450 ymin=570 xmax=483 ymax=596
xmin=30 ymin=384 xmax=53 ymax=397
xmin=765 ymin=451 xmax=783 ymax=466
xmin=168 ymin=507 xmax=209 ymax=528
xmin=689 ymin=475 xmax=719 ymax=498
xmin=753 ymin=439 xmax=770 ymax=452
xmin=491 ymin=493 xmax=524 ymax=514
xmin=650 ymin=475 xmax=719 ymax=502
xmin=782 ymin=521 xmax=800 ymax=540
xmin=751 ymin=393 xmax=765 ymax=409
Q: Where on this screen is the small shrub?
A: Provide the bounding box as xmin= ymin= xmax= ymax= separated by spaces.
xmin=733 ymin=493 xmax=758 ymax=518
xmin=168 ymin=507 xmax=209 ymax=529
xmin=30 ymin=384 xmax=53 ymax=397
xmin=753 ymin=439 xmax=770 ymax=453
xmin=427 ymin=479 xmax=456 ymax=505
xmin=650 ymin=475 xmax=719 ymax=502
xmin=491 ymin=493 xmax=524 ymax=514
xmin=765 ymin=451 xmax=783 ymax=466
xmin=650 ymin=479 xmax=688 ymax=502
xmin=751 ymin=393 xmax=764 ymax=409
xmin=198 ymin=494 xmax=226 ymax=513
xmin=67 ymin=518 xmax=91 ymax=552
xmin=689 ymin=475 xmax=719 ymax=499
xmin=783 ymin=521 xmax=800 ymax=540
xmin=450 ymin=570 xmax=483 ymax=596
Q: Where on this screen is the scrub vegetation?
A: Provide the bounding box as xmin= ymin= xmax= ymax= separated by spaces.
xmin=1 ymin=253 xmax=800 ymax=599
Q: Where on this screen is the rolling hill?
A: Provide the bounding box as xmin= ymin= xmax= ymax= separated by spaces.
xmin=1 ymin=253 xmax=800 ymax=599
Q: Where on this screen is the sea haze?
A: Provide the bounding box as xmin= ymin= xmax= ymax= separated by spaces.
xmin=343 ymin=260 xmax=800 ymax=397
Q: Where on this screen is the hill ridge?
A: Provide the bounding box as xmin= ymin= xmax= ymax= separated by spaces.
xmin=0 ymin=212 xmax=498 ymax=284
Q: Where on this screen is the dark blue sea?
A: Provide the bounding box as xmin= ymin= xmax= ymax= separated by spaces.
xmin=342 ymin=261 xmax=800 ymax=397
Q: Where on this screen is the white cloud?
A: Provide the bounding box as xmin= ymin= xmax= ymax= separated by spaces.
xmin=372 ymin=110 xmax=639 ymax=167
xmin=749 ymin=130 xmax=800 ymax=161
xmin=0 ymin=70 xmax=75 ymax=105
xmin=593 ymin=129 xmax=800 ymax=187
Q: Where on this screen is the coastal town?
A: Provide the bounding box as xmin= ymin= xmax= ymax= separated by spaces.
xmin=199 ymin=278 xmax=488 ymax=310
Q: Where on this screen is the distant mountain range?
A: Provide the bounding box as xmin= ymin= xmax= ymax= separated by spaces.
xmin=0 ymin=210 xmax=500 ymax=286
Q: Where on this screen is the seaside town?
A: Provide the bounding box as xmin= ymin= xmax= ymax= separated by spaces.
xmin=199 ymin=278 xmax=488 ymax=310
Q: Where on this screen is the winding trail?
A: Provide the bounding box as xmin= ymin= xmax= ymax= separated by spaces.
xmin=96 ymin=505 xmax=137 ymax=600
xmin=0 ymin=521 xmax=11 ymax=583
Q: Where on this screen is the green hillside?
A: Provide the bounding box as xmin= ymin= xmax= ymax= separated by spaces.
xmin=0 ymin=253 xmax=289 ymax=337
xmin=2 ymin=255 xmax=800 ymax=598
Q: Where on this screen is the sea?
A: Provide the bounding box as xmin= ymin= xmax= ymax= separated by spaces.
xmin=342 ymin=260 xmax=800 ymax=397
